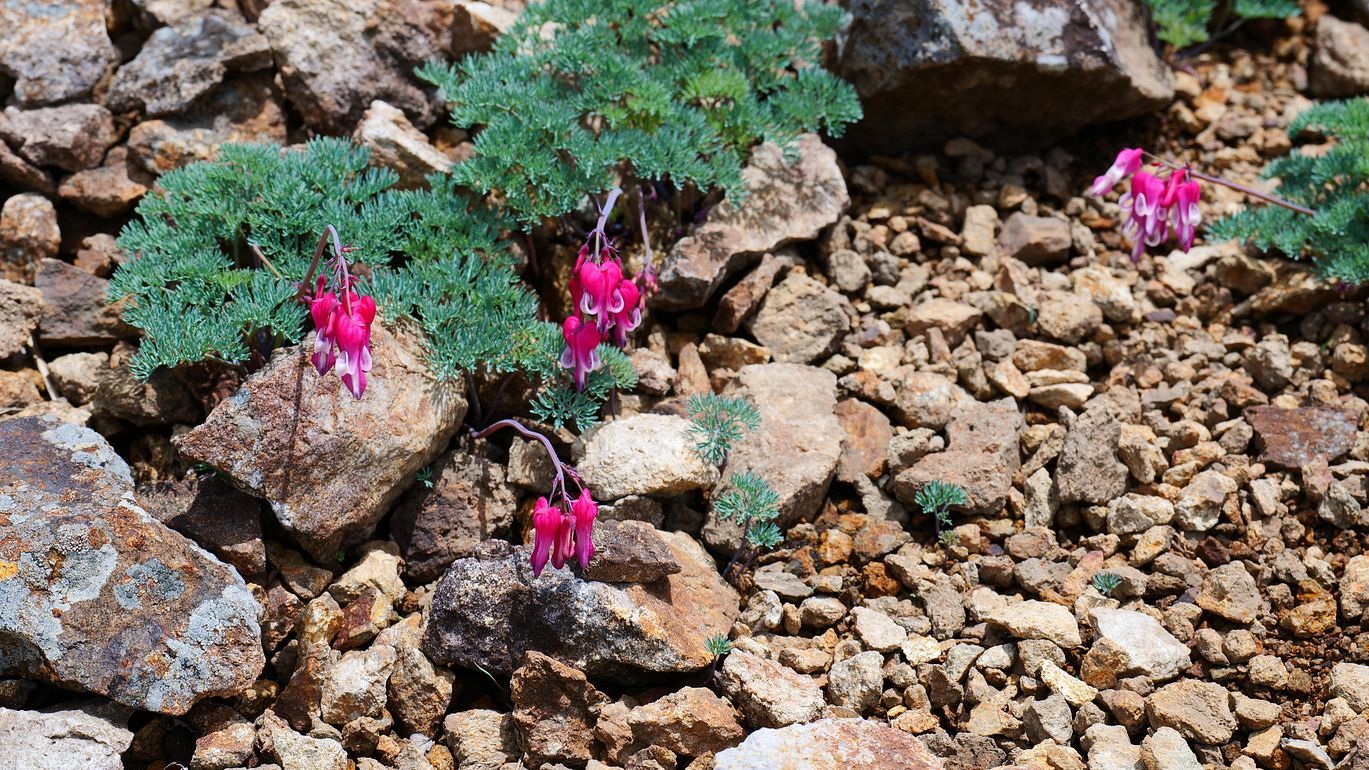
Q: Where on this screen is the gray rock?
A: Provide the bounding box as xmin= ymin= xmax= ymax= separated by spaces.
xmin=1330 ymin=663 xmax=1369 ymax=712
xmin=1055 ymin=404 xmax=1128 ymax=505
xmin=34 ymin=259 xmax=134 ymax=348
xmin=1310 ymin=16 xmax=1369 ymax=97
xmin=746 ymin=272 xmax=852 ymax=364
xmin=1147 ymin=679 xmax=1237 ymax=744
xmin=1174 ymin=470 xmax=1238 ymax=531
xmin=1083 ymin=723 xmax=1143 ymax=770
xmin=1142 ymin=726 xmax=1202 ymax=770
xmin=0 ymin=279 xmax=45 ymax=359
xmin=719 ymin=650 xmax=825 ymax=728
xmin=1196 ymin=562 xmax=1262 ymax=624
xmin=891 ymin=397 xmax=1022 ymax=516
xmin=0 ymin=104 xmax=116 ymax=172
xmin=127 ymin=74 xmax=288 ymax=176
xmin=106 ymin=11 xmax=272 ymax=117
xmin=582 ymin=520 xmax=682 ymax=584
xmin=390 ymin=448 xmax=517 ymax=583
xmin=178 ymin=322 xmax=466 ymax=560
xmin=0 ymin=417 xmax=264 ymax=715
xmin=0 ymin=0 xmax=118 ymax=106
xmin=657 ymin=135 xmax=848 ymax=310
xmin=999 ymin=213 xmax=1071 ymax=265
xmin=826 ymin=651 xmax=885 ymax=712
xmin=578 ymin=413 xmax=720 ymax=500
xmin=444 ymin=709 xmax=517 ymax=770
xmin=835 ymin=0 xmax=1172 ymax=152
xmin=1086 ymin=608 xmax=1190 ymax=682
xmin=0 ymin=704 xmax=133 ymax=770
xmin=422 ymin=533 xmax=738 ymax=682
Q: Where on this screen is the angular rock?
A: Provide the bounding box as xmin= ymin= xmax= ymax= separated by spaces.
xmin=703 ymin=364 xmax=842 ymax=549
xmin=746 ymin=272 xmax=852 ymax=364
xmin=1174 ymin=470 xmax=1237 ymax=531
xmin=0 ymin=704 xmax=133 ymax=770
xmin=891 ymin=371 xmax=958 ymax=429
xmin=0 ymin=417 xmax=264 ymax=715
xmin=597 ymin=687 xmax=744 ymax=764
xmin=0 ymin=279 xmax=45 ymax=358
xmin=106 ymin=11 xmax=272 ymax=117
xmin=378 ymin=616 xmax=454 ymax=737
xmin=1084 ymin=608 xmax=1190 ymax=684
xmin=713 ymin=718 xmax=944 ymax=770
xmin=835 ymin=0 xmax=1172 ymax=152
xmin=127 ymin=74 xmax=287 ymax=176
xmin=444 ymin=709 xmax=517 ymax=770
xmin=904 ymin=299 xmax=982 ymax=347
xmin=34 ymin=259 xmax=132 ymax=347
xmin=1246 ymin=405 xmax=1356 ymax=469
xmin=259 ymin=711 xmax=347 ymax=770
xmin=178 ymin=322 xmax=466 ymax=560
xmin=985 ymin=599 xmax=1081 ymax=647
xmin=58 ymin=153 xmax=149 ymax=218
xmin=583 ymin=520 xmax=682 ymax=584
xmin=1142 ymin=726 xmax=1202 ymax=770
xmin=423 ymin=533 xmax=739 ymax=682
xmin=91 ymin=342 xmax=201 ymax=426
xmin=1310 ymin=15 xmax=1369 ymax=97
xmin=1055 ymin=403 xmax=1128 ymax=505
xmin=718 ymin=650 xmax=825 ymax=728
xmin=1083 ymin=723 xmax=1143 ymax=770
xmin=657 ymin=135 xmax=848 ymax=310
xmin=835 ymin=398 xmax=892 ymax=483
xmin=0 ymin=104 xmax=117 ymax=172
xmin=0 ymin=139 xmax=54 ymax=194
xmin=891 ymin=397 xmax=1022 ymax=516
xmin=1 ymin=194 xmax=59 ymax=283
xmin=578 ymin=413 xmax=720 ymax=500
xmin=319 ymin=644 xmax=396 ymax=725
xmin=390 ymin=448 xmax=517 ymax=583
xmin=999 ymin=213 xmax=1071 ymax=265
xmin=353 ymin=100 xmax=454 ymax=188
xmin=0 ymin=0 xmax=118 ymax=106
xmin=451 ymin=1 xmax=519 ymax=56
xmin=1330 ymin=663 xmax=1369 ymax=712
xmin=257 ymin=0 xmax=450 ymax=134
xmin=511 ymin=651 xmax=608 ymax=766
xmin=138 ymin=474 xmax=267 ymax=577
xmin=1196 ymin=562 xmax=1262 ymax=624
xmin=1147 ymin=679 xmax=1237 ymax=744
xmin=827 ymin=650 xmax=885 ymax=711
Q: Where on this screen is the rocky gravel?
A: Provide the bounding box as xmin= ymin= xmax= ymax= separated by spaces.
xmin=3 ymin=3 xmax=1369 ymax=770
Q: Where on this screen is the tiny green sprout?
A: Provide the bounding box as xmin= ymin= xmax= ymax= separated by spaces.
xmin=334 ymin=551 xmax=347 ymax=563
xmin=714 ymin=470 xmax=780 ymax=526
xmin=687 ymin=394 xmax=761 ymax=466
xmin=706 ymin=633 xmax=732 ymax=659
xmin=914 ymin=480 xmax=968 ymax=544
xmin=417 ymin=466 xmax=435 ymax=489
xmin=746 ymin=521 xmax=783 ymax=550
xmin=1092 ymin=572 xmax=1123 ymax=596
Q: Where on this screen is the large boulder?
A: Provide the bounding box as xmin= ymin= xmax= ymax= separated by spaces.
xmin=0 ymin=704 xmax=133 ymax=770
xmin=0 ymin=0 xmax=118 ymax=106
xmin=0 ymin=417 xmax=264 ymax=715
xmin=835 ymin=0 xmax=1173 ymax=152
xmin=656 ymin=134 xmax=848 ymax=310
xmin=422 ymin=532 xmax=739 ymax=682
xmin=178 ymin=321 xmax=465 ymax=561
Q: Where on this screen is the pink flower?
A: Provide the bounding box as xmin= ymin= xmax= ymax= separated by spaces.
xmin=570 ymin=490 xmax=598 ymax=569
xmin=334 ymin=293 xmax=377 ymax=399
xmin=309 ymin=288 xmax=339 ymax=376
xmin=577 ymin=258 xmax=624 ymax=317
xmin=530 ymin=497 xmax=560 ymax=577
xmin=559 ymin=316 xmax=602 ymax=391
xmin=1119 ymin=172 xmax=1168 ymax=262
xmin=1169 ymin=177 xmax=1201 ymax=251
xmin=609 ymin=279 xmax=641 ymax=347
xmin=1090 ymin=148 xmax=1145 ymax=197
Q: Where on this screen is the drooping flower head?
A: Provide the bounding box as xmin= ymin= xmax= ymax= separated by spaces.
xmin=306 ymin=231 xmax=378 ymax=398
xmin=334 ymin=292 xmax=376 ymax=399
xmin=309 ymin=281 xmax=339 ymax=376
xmin=1118 ymin=171 xmax=1169 ymax=263
xmin=530 ymin=497 xmax=560 ymax=577
xmin=570 ymin=490 xmax=598 ymax=569
xmin=1090 ymin=148 xmax=1144 ymax=197
xmin=1169 ymin=175 xmax=1202 ymax=251
xmin=560 ymin=315 xmax=602 ymax=391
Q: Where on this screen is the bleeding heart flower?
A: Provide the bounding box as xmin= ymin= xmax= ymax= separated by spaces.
xmin=1170 ymin=177 xmax=1202 ymax=251
xmin=1090 ymin=148 xmax=1145 ymax=197
xmin=333 ymin=293 xmax=377 ymax=399
xmin=530 ymin=497 xmax=560 ymax=577
xmin=577 ymin=258 xmax=624 ymax=317
xmin=609 ymin=279 xmax=642 ymax=347
xmin=570 ymin=490 xmax=598 ymax=569
xmin=309 ymin=287 xmax=339 ymax=376
xmin=559 ymin=316 xmax=602 ymax=391
xmin=1119 ymin=172 xmax=1169 ymax=262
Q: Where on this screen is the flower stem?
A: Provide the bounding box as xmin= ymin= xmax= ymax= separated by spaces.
xmin=294 ymin=225 xmax=346 ymax=303
xmin=472 ymin=418 xmax=568 ymax=503
xmin=1144 ymin=153 xmax=1316 ymax=217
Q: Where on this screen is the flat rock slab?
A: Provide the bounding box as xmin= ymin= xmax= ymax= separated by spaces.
xmin=178 ymin=322 xmax=465 ymax=561
xmin=656 ymin=134 xmax=848 ymax=310
xmin=422 ymin=531 xmax=738 ymax=682
xmin=0 ymin=704 xmax=133 ymax=770
xmin=713 ymin=718 xmax=944 ymax=770
xmin=1246 ymin=405 xmax=1357 ymax=469
xmin=0 ymin=416 xmax=264 ymax=715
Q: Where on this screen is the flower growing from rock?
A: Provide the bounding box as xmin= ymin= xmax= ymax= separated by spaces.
xmin=305 ymin=228 xmax=377 ymax=398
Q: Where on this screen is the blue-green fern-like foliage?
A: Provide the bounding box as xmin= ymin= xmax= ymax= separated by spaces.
xmin=1208 ymin=98 xmax=1369 ymax=286
xmin=417 ymin=0 xmax=862 ymax=226
xmin=1144 ymin=0 xmax=1299 ymax=49
xmin=111 ymin=138 xmax=545 ymax=382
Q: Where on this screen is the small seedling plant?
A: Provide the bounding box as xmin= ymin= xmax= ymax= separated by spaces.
xmin=1143 ymin=0 xmax=1299 ymax=51
xmin=914 ymin=480 xmax=968 ymax=546
xmin=1092 ymin=572 xmax=1123 ymax=596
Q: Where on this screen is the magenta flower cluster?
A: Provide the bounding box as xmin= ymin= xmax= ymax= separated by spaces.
xmin=561 ymin=189 xmax=645 ymax=390
xmin=531 ymin=488 xmax=598 ymax=577
xmin=1091 ymin=148 xmax=1202 ymax=261
xmin=308 ymin=251 xmax=376 ymax=399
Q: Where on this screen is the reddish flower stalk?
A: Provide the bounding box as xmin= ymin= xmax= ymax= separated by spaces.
xmin=472 ymin=418 xmax=598 ymax=577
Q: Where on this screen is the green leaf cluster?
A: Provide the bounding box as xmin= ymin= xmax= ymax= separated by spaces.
xmin=687 ymin=394 xmax=761 ymax=465
xmin=714 ymin=470 xmax=782 ymax=550
xmin=1208 ymin=98 xmax=1369 ymax=285
xmin=1145 ymin=0 xmax=1299 ymax=49
xmin=1092 ymin=572 xmax=1123 ymax=596
xmin=418 ymin=0 xmax=861 ymax=226
xmin=914 ymin=480 xmax=968 ymax=544
xmin=530 ymin=344 xmax=639 ymax=432
xmin=111 ymin=138 xmax=537 ymax=381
